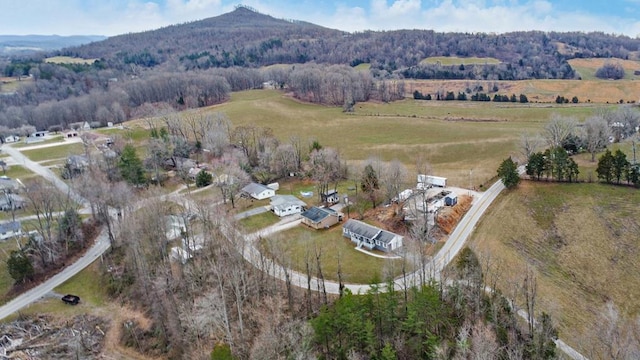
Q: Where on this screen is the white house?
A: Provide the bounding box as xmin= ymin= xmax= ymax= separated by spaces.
xmin=242 ymin=182 xmax=276 ymax=200
xmin=270 ymin=195 xmax=306 ymax=217
xmin=0 ymin=221 xmax=22 ymax=241
xmin=3 ymin=135 xmax=20 ymax=143
xmin=342 ymin=219 xmax=403 ymax=253
xmin=321 ymin=189 xmax=340 ymax=204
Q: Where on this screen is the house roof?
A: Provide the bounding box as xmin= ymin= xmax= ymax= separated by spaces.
xmin=0 ymin=194 xmax=24 ymax=206
xmin=301 ymin=206 xmax=337 ymax=223
xmin=323 ymin=189 xmax=338 ymax=196
xmin=0 ymin=177 xmax=20 ymax=191
xmin=0 ymin=221 xmax=21 ymax=233
xmin=343 ymin=219 xmax=400 ymax=244
xmin=270 ymin=195 xmax=306 ymax=211
xmin=242 ymin=182 xmax=272 ymax=195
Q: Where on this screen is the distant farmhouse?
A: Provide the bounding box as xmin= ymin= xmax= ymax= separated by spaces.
xmin=270 ymin=195 xmax=306 ymax=217
xmin=342 ymin=219 xmax=403 ymax=253
xmin=242 ymin=182 xmax=276 ymax=200
xmin=301 ymin=206 xmax=341 ymax=229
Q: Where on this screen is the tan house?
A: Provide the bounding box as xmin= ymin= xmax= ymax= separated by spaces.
xmin=300 ymin=206 xmax=341 ymax=230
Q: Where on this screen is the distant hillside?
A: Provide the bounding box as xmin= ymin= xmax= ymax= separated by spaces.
xmin=58 ymin=6 xmax=640 ymax=81
xmin=0 ymin=35 xmax=106 ymax=56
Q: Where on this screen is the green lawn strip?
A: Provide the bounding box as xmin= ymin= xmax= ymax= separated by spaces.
xmin=12 ymin=136 xmax=66 ymax=148
xmin=238 ymin=211 xmax=280 ymax=232
xmin=0 ymin=239 xmax=22 ymax=304
xmin=21 ymin=143 xmax=85 ymax=162
xmin=54 ymin=262 xmax=108 ymax=307
xmin=1 ymin=165 xmax=35 ymax=179
xmin=264 ymin=225 xmax=406 ymax=284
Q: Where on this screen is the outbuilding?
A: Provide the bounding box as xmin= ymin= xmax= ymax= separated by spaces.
xmin=242 ymin=182 xmax=276 ymax=200
xmin=270 ymin=195 xmax=306 ymax=217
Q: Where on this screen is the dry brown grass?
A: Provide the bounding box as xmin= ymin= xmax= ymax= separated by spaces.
xmin=469 ymin=181 xmax=640 ymax=356
xmin=405 ymin=78 xmax=640 ymax=104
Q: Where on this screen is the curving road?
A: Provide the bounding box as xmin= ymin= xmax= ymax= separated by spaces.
xmin=0 ymin=147 xmax=587 ymax=359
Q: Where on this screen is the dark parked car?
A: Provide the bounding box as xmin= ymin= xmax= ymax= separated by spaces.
xmin=61 ymin=294 xmax=80 ymax=305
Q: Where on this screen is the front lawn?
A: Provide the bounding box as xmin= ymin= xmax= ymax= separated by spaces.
xmin=238 ymin=211 xmax=280 ymax=232
xmin=263 ymin=225 xmax=411 ymax=284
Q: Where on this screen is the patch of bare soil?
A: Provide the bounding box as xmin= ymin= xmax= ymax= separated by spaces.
xmin=436 ymin=195 xmax=473 ymax=234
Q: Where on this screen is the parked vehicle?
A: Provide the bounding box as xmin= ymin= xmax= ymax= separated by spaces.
xmin=61 ymin=294 xmax=80 ymax=305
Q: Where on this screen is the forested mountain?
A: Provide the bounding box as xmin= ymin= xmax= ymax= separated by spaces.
xmin=60 ymin=6 xmax=640 ymax=79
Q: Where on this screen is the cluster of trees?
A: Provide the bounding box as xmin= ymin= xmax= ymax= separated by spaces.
xmin=596 ymin=149 xmax=640 ymax=186
xmin=525 ymin=147 xmax=580 ymax=182
xmin=6 ymin=181 xmax=93 ymax=284
xmin=555 ymin=95 xmax=579 ymax=104
xmin=595 ymin=62 xmax=625 ymax=80
xmin=414 ymin=89 xmax=529 ymax=103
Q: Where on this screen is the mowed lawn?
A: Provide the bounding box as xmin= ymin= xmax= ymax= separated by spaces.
xmin=209 ymin=89 xmax=600 ymax=187
xmin=468 ymin=181 xmax=640 ymax=356
xmin=264 ymin=225 xmax=410 ymax=285
xmin=21 ymin=143 xmax=85 ymax=162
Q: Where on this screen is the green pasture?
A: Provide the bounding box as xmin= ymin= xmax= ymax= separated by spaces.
xmin=264 ymin=225 xmax=410 ymax=284
xmin=21 ymin=143 xmax=85 ymax=162
xmin=420 ymin=56 xmax=501 ymax=65
xmin=212 ymin=90 xmax=602 ymax=186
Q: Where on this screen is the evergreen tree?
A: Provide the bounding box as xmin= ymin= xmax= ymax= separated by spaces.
xmin=119 ymin=144 xmax=147 ymax=186
xmin=196 ymin=170 xmax=213 ymax=187
xmin=612 ymin=149 xmax=629 ymax=184
xmin=526 ymin=152 xmax=546 ymax=180
xmin=497 ymin=157 xmax=520 ymax=188
xmin=361 ymin=164 xmax=380 ymax=208
xmin=7 ymin=249 xmax=34 ymax=284
xmin=596 ymin=149 xmax=615 ymax=183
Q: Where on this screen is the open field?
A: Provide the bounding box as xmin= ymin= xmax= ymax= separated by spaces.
xmin=21 ymin=143 xmax=85 ymax=162
xmin=0 ymin=76 xmax=34 ymax=93
xmin=469 ymin=181 xmax=640 ymax=356
xmin=406 ymin=78 xmax=640 ymax=104
xmin=263 ymin=225 xmax=410 ymax=284
xmin=44 ymin=56 xmax=98 ymax=64
xmin=192 ymin=89 xmax=613 ymax=187
xmin=568 ymin=58 xmax=640 ymax=81
xmin=420 ymin=56 xmax=501 ymax=65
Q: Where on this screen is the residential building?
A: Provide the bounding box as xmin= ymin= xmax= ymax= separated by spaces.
xmin=300 ymin=206 xmax=341 ymax=229
xmin=270 ymin=195 xmax=306 ymax=217
xmin=0 ymin=221 xmax=22 ymax=240
xmin=321 ymin=189 xmax=339 ymax=204
xmin=242 ymin=182 xmax=276 ymax=200
xmin=0 ymin=193 xmax=25 ymax=211
xmin=342 ymin=219 xmax=403 ymax=252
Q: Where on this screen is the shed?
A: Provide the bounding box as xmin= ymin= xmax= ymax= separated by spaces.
xmin=445 ymin=193 xmax=458 ymax=206
xmin=321 ymin=189 xmax=340 ymax=204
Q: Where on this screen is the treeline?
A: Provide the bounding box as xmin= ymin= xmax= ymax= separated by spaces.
xmin=0 ymin=62 xmax=395 ymax=132
xmin=414 ymin=89 xmax=529 ymax=103
xmin=596 ymin=149 xmax=640 ymax=186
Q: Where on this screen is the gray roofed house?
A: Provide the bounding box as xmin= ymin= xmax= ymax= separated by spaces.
xmin=0 ymin=177 xmax=21 ymax=192
xmin=342 ymin=219 xmax=403 ymax=252
xmin=270 ymin=195 xmax=306 ymax=217
xmin=0 ymin=221 xmax=22 ymax=240
xmin=301 ymin=206 xmax=341 ymax=229
xmin=242 ymin=182 xmax=275 ymax=200
xmin=0 ymin=193 xmax=25 ymax=211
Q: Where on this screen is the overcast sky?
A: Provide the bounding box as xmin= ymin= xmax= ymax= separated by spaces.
xmin=1 ymin=0 xmax=639 ymax=37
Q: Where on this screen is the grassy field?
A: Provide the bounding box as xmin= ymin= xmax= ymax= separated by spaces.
xmin=264 ymin=225 xmax=410 ymax=284
xmin=197 ymin=89 xmax=607 ymax=187
xmin=238 ymin=211 xmax=280 ymax=232
xmin=45 ymin=56 xmax=98 ymax=64
xmin=11 ymin=136 xmax=66 ymax=148
xmin=469 ymin=181 xmax=640 ymax=356
xmin=2 ymin=164 xmax=35 ymax=180
xmin=21 ymin=143 xmax=85 ymax=162
xmin=354 ymin=63 xmax=371 ymax=71
xmin=420 ymin=56 xmax=501 ymax=65
xmin=568 ymin=58 xmax=640 ymax=81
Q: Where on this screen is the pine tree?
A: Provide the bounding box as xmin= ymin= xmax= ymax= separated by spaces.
xmin=119 ymin=144 xmax=146 ymax=186
xmin=497 ymin=157 xmax=520 ymax=188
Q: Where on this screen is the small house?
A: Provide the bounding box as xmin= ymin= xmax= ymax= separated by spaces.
xmin=0 ymin=193 xmax=25 ymax=211
xmin=270 ymin=195 xmax=306 ymax=217
xmin=342 ymin=219 xmax=403 ymax=253
xmin=3 ymin=135 xmax=20 ymax=143
xmin=64 ymin=130 xmax=78 ymax=138
xmin=0 ymin=177 xmax=21 ymax=192
xmin=301 ymin=206 xmax=341 ymax=229
xmin=321 ymin=189 xmax=340 ymax=204
xmin=242 ymin=182 xmax=275 ymax=200
xmin=30 ymin=131 xmax=48 ymax=138
xmin=0 ymin=221 xmax=22 ymax=240
xmin=83 ymin=122 xmax=91 ymax=131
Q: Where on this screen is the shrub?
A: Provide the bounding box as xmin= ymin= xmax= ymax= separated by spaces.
xmin=595 ymin=62 xmax=625 ymax=80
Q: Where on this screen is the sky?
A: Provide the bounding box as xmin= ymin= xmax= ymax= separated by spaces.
xmin=1 ymin=0 xmax=639 ymax=37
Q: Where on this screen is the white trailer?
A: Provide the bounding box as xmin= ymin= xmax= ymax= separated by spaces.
xmin=417 ymin=175 xmax=447 ymax=188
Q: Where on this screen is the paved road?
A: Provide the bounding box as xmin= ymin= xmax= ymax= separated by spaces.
xmin=0 ymin=144 xmax=106 ymax=321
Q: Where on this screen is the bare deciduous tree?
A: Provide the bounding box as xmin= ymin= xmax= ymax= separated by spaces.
xmin=583 ymin=115 xmax=611 ymax=162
